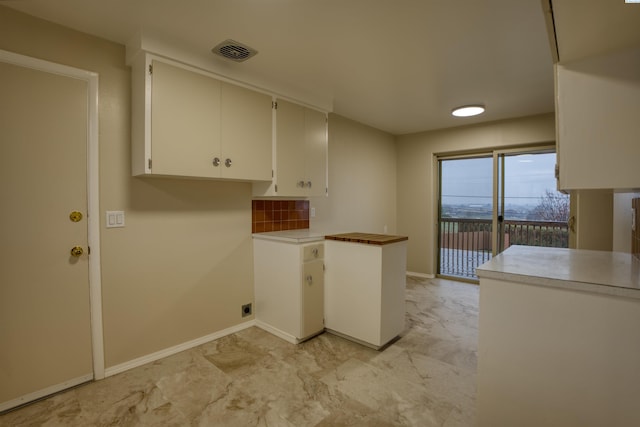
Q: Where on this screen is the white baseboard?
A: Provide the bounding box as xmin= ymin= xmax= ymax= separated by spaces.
xmin=255 ymin=320 xmax=299 ymax=344
xmin=407 ymin=271 xmax=435 ymax=279
xmin=104 ymin=320 xmax=256 ymax=378
xmin=0 ymin=373 xmax=93 ymax=413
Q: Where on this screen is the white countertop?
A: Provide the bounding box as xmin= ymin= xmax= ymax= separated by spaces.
xmin=476 ymin=245 xmax=640 ymax=299
xmin=252 ymin=229 xmax=325 ymax=243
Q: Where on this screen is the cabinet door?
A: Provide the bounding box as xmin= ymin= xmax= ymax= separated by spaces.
xmin=304 ymin=108 xmax=328 ymax=197
xmin=556 ymin=49 xmax=640 ymax=190
xmin=151 ymin=60 xmax=221 ymax=177
xmin=220 ymin=83 xmax=273 ymax=180
xmin=276 ymin=100 xmax=307 ymax=196
xmin=301 ymin=259 xmax=324 ymax=338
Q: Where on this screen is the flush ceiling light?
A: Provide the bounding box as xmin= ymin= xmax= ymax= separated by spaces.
xmin=451 ymin=105 xmax=485 ymax=117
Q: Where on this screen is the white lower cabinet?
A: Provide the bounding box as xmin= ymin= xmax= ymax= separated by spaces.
xmin=253 ymin=237 xmax=324 ymax=343
xmin=324 ymin=237 xmax=407 ymax=349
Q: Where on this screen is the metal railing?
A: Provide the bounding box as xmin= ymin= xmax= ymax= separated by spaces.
xmin=439 ymin=218 xmax=569 ymax=279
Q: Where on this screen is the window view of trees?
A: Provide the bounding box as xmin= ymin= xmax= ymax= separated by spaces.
xmin=530 ymin=189 xmax=570 ymax=222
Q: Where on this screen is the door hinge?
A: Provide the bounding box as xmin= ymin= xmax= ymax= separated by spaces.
xmin=148 ymin=64 xmax=153 ymax=75
xmin=88 ymin=246 xmax=91 ymax=255
xmin=274 ymin=184 xmax=278 ymax=193
xmin=271 ymin=170 xmax=274 ymax=178
xmin=148 ymin=158 xmax=152 ymax=170
xmin=272 ymin=101 xmax=278 ymax=110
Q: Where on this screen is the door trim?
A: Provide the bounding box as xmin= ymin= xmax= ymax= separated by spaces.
xmin=0 ymin=50 xmax=104 ymax=380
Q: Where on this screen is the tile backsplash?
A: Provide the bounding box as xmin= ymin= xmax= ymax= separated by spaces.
xmin=252 ymin=200 xmax=310 ymax=233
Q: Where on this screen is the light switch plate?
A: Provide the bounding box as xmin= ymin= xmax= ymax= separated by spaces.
xmin=106 ymin=210 xmax=125 ymax=228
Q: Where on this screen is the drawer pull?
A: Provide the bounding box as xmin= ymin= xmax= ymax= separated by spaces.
xmin=306 ymin=275 xmax=313 ymax=285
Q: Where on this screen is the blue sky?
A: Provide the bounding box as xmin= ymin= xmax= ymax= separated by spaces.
xmin=440 ymin=153 xmax=558 ymax=207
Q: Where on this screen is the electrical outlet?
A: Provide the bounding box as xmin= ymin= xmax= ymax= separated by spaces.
xmin=241 ymin=303 xmax=252 ymax=317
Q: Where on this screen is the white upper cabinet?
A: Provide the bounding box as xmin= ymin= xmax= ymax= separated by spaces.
xmin=304 ymin=106 xmax=329 ymax=197
xmin=220 ymin=82 xmax=273 ymax=181
xmin=274 ymin=100 xmax=307 ymax=197
xmin=131 ymin=54 xmax=272 ymax=180
xmin=253 ymin=99 xmax=328 ymax=197
xmin=556 ymin=47 xmax=640 ymax=190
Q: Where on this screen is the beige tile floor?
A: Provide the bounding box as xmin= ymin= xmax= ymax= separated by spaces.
xmin=0 ymin=277 xmax=479 ymax=426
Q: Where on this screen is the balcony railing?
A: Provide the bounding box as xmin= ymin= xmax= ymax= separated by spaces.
xmin=439 ymin=218 xmax=569 ymax=279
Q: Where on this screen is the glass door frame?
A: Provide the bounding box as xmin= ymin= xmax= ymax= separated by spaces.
xmin=492 ymin=145 xmax=557 ymax=257
xmin=436 ymin=152 xmax=494 ymax=282
xmin=435 ymin=143 xmax=558 ymax=280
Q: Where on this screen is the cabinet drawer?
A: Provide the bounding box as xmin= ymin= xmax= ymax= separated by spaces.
xmin=303 ymin=243 xmax=324 ymax=262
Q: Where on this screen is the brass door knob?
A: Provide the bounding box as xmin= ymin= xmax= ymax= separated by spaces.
xmin=69 ymin=211 xmax=83 ymax=222
xmin=70 ymin=246 xmax=84 ymax=257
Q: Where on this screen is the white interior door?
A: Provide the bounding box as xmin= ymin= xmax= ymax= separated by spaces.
xmin=0 ymin=59 xmax=94 ymax=411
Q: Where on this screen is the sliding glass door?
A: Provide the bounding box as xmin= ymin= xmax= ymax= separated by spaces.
xmin=438 ymin=147 xmax=569 ymax=280
xmin=495 ymin=150 xmax=569 ymax=253
xmin=438 ymin=156 xmax=494 ymax=280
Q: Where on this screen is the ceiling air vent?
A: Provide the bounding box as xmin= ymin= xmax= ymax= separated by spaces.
xmin=211 ymin=39 xmax=258 ymax=62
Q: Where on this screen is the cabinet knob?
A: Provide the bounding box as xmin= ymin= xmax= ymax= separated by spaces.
xmin=306 ymin=181 xmax=312 ymax=188
xmin=225 ymin=158 xmax=232 ymax=167
xmin=297 ymin=180 xmax=305 ymax=188
xmin=306 ymin=275 xmax=313 ymax=285
xmin=312 ymin=248 xmax=319 ymax=257
xmin=212 ymin=157 xmax=220 ymax=167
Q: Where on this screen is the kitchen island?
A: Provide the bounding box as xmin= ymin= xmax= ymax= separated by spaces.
xmin=324 ymin=233 xmax=408 ymax=349
xmin=476 ymin=246 xmax=640 ymax=427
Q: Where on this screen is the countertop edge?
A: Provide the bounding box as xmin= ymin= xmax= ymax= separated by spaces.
xmin=476 ymin=268 xmax=640 ymax=300
xmin=324 ymin=233 xmax=409 ymax=245
xmin=252 ymin=233 xmax=325 ymax=244
xmin=477 ymin=246 xmax=640 ymax=300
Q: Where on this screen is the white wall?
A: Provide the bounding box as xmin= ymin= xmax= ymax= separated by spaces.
xmin=0 ymin=6 xmax=397 ymax=371
xmin=613 ymin=192 xmax=640 ymax=253
xmin=311 ymin=114 xmax=397 ymax=235
xmin=570 ymin=190 xmax=613 ymax=251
